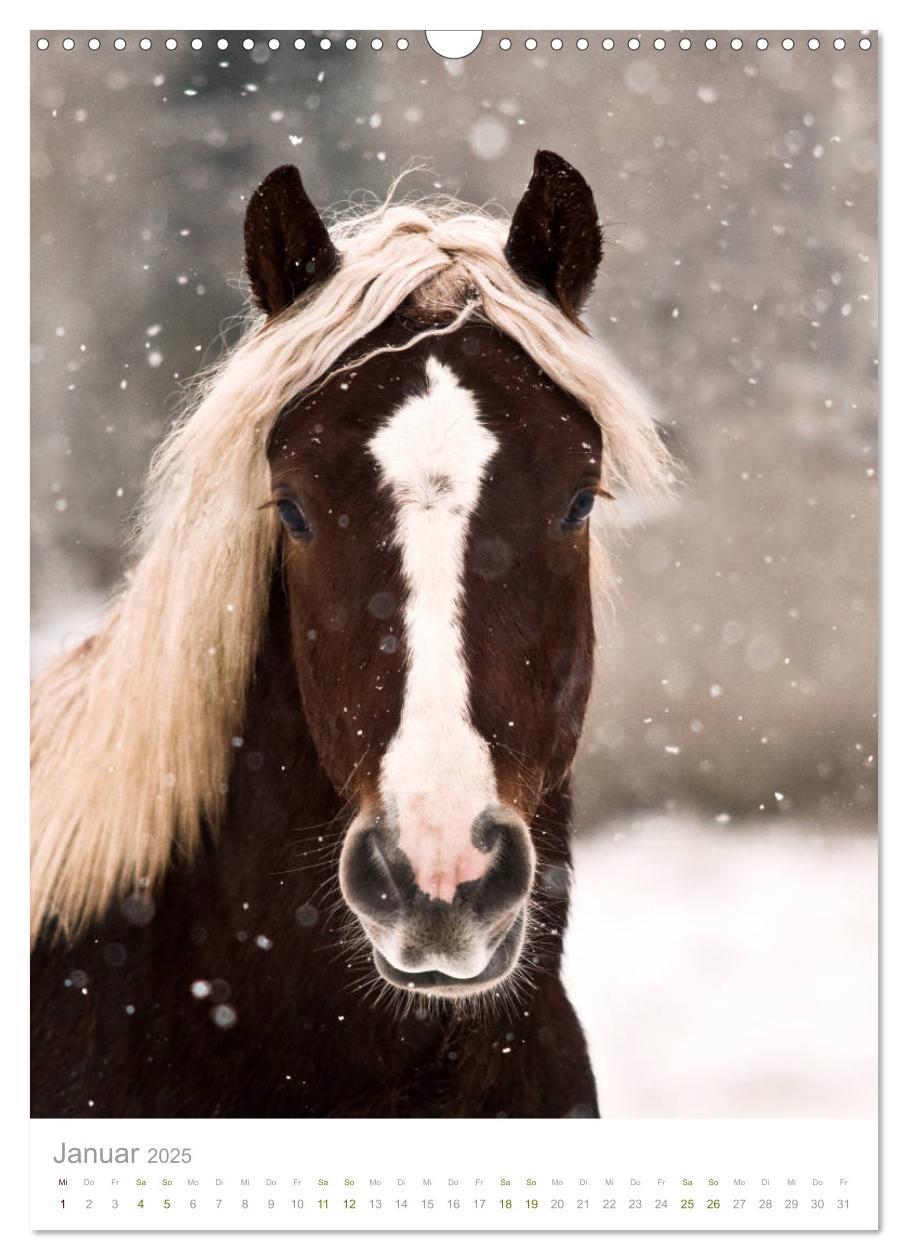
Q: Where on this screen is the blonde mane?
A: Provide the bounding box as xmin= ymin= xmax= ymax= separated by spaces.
xmin=31 ymin=190 xmax=674 ymax=943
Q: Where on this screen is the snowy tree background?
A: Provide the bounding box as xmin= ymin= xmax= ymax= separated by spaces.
xmin=31 ymin=32 xmax=877 ymax=1116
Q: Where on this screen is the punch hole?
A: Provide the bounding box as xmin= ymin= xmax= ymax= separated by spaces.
xmin=217 ymin=38 xmax=229 ymax=50
xmin=346 ymin=38 xmax=357 ymax=50
xmin=294 ymin=38 xmax=306 ymax=50
xmin=808 ymin=38 xmax=820 ymax=49
xmin=679 ymin=38 xmax=692 ymax=50
xmin=628 ymin=37 xmax=640 ymax=50
xmin=653 ymin=38 xmax=665 ymax=50
xmin=114 ymin=37 xmax=126 ymax=50
xmin=36 ymin=37 xmax=49 ymax=49
xmin=397 ymin=38 xmax=409 ymax=50
xmin=834 ymin=38 xmax=846 ymax=50
xmin=62 ymin=37 xmax=75 ymax=50
xmin=756 ymin=38 xmax=769 ymax=50
xmin=425 ymin=31 xmax=482 ymax=58
xmin=243 ymin=38 xmax=255 ymax=50
xmin=859 ymin=37 xmax=872 ymax=50
xmin=140 ymin=38 xmax=152 ymax=51
xmin=165 ymin=38 xmax=178 ymax=50
xmin=191 ymin=38 xmax=203 ymax=50
xmin=88 ymin=37 xmax=100 ymax=50
xmin=705 ymin=37 xmax=717 ymax=50
xmin=782 ymin=38 xmax=794 ymax=50
xmin=499 ymin=38 xmax=511 ymax=50
xmin=371 ymin=38 xmax=383 ymax=50
xmin=602 ymin=38 xmax=614 ymax=50
xmin=320 ymin=38 xmax=331 ymax=50
xmin=551 ymin=38 xmax=563 ymax=50
xmin=577 ymin=38 xmax=589 ymax=50
xmin=525 ymin=38 xmax=537 ymax=50
xmin=731 ymin=38 xmax=743 ymax=50
xmin=268 ymin=39 xmax=280 ymax=51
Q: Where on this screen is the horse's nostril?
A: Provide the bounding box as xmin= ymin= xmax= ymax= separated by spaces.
xmin=362 ymin=831 xmax=394 ymax=896
xmin=341 ymin=823 xmax=408 ymax=919
xmin=475 ymin=823 xmax=510 ymax=854
xmin=472 ymin=814 xmax=526 ymax=859
xmin=463 ymin=813 xmax=535 ymax=916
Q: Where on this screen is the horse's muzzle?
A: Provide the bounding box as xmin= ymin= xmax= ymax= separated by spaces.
xmin=339 ymin=810 xmax=535 ymax=997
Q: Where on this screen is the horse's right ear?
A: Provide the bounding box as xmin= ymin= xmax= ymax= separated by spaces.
xmin=244 ymin=165 xmax=339 ymax=316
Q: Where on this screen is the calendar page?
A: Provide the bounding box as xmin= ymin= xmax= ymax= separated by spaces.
xmin=29 ymin=25 xmax=878 ymax=1236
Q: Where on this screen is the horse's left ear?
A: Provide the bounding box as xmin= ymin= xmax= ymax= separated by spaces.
xmin=504 ymin=150 xmax=603 ymax=322
xmin=244 ymin=164 xmax=339 ymax=316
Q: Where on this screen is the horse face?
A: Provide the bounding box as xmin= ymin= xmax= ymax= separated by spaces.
xmin=254 ymin=151 xmax=605 ymax=998
xmin=268 ymin=321 xmax=601 ymax=997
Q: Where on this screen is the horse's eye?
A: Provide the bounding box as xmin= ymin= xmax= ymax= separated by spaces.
xmin=563 ymin=488 xmax=597 ymax=528
xmin=276 ymin=498 xmax=312 ymax=539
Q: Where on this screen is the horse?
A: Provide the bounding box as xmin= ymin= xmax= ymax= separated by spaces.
xmin=31 ymin=151 xmax=672 ymax=1118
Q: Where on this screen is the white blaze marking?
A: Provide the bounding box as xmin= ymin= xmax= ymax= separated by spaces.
xmin=369 ymin=357 xmax=499 ymax=901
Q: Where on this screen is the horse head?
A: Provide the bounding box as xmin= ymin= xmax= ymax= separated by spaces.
xmin=248 ymin=154 xmax=610 ymax=998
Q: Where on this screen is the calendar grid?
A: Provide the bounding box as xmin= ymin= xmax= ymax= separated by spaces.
xmin=30 ymin=1118 xmax=877 ymax=1231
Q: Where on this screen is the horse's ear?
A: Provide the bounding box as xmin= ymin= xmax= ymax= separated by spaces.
xmin=244 ymin=165 xmax=339 ymax=316
xmin=504 ymin=150 xmax=603 ymax=322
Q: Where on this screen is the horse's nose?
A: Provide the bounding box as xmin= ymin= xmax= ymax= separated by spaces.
xmin=340 ymin=810 xmax=535 ymax=990
xmin=341 ymin=811 xmax=534 ymax=925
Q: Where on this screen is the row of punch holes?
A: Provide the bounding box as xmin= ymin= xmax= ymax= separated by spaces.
xmin=35 ymin=34 xmax=874 ymax=53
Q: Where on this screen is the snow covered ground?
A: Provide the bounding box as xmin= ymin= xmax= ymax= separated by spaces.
xmin=562 ymin=816 xmax=877 ymax=1118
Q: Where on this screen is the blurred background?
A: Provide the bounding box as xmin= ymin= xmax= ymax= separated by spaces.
xmin=31 ymin=31 xmax=877 ymax=1116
